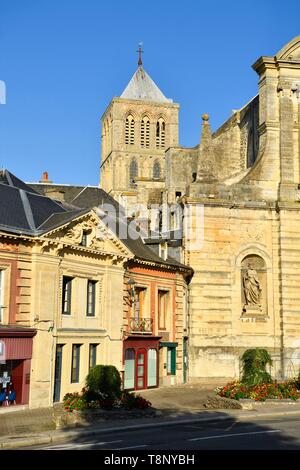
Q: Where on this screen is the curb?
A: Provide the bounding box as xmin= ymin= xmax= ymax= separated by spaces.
xmin=2 ymin=407 xmax=300 ymax=449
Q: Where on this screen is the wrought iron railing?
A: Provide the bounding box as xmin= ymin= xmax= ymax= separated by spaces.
xmin=129 ymin=317 xmax=153 ymax=334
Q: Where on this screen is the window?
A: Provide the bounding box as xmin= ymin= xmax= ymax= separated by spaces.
xmin=156 ymin=118 xmax=165 ymax=149
xmin=158 ymin=290 xmax=169 ymax=330
xmin=124 ymin=349 xmax=135 ymax=389
xmin=89 ymin=344 xmax=98 ymax=370
xmin=153 ymin=161 xmax=161 ymax=179
xmin=134 ymin=287 xmax=146 ymax=320
xmin=0 ymin=271 xmax=3 ymax=323
xmin=62 ymin=276 xmax=73 ymax=315
xmin=141 ymin=116 xmax=150 ymax=148
xmin=125 ymin=115 xmax=135 ymax=145
xmin=81 ymin=231 xmax=89 ymax=247
xmin=129 ymin=159 xmax=138 ymax=186
xmin=159 ymin=242 xmax=168 ymax=260
xmin=147 ymin=349 xmax=157 ymax=387
xmin=71 ymin=344 xmax=81 ymax=383
xmin=87 ymin=280 xmax=96 ymax=317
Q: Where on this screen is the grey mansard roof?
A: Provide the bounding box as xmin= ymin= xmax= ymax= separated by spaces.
xmin=0 ymin=170 xmax=86 ymax=236
xmin=120 ymin=65 xmax=172 ymax=103
xmin=0 ymin=170 xmax=191 ymax=273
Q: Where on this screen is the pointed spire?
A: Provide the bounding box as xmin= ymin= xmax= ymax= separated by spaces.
xmin=137 ymin=42 xmax=144 ymax=67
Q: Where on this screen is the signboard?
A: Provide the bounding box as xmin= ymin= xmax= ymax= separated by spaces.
xmin=0 ymin=376 xmax=10 ymax=385
xmin=0 ymin=341 xmax=5 ymax=362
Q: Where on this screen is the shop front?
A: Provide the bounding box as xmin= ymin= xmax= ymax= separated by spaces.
xmin=0 ymin=327 xmax=36 ymax=405
xmin=123 ymin=337 xmax=161 ymax=391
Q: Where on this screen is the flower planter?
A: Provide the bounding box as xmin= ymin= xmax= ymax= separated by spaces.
xmin=238 ymin=398 xmax=300 ymax=410
xmin=56 ymin=407 xmax=158 ymax=429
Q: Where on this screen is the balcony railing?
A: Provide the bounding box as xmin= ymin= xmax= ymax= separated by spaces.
xmin=129 ymin=317 xmax=153 ymax=334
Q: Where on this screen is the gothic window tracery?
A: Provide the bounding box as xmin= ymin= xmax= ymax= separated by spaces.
xmin=153 ymin=161 xmax=161 ymax=179
xmin=156 ymin=118 xmax=165 ymax=149
xmin=129 ymin=159 xmax=138 ymax=186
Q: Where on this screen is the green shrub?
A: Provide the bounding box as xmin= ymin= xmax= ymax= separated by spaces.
xmin=241 ymin=348 xmax=273 ymax=386
xmin=86 ymin=365 xmax=121 ymax=400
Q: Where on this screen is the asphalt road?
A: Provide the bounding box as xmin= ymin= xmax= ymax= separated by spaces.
xmin=20 ymin=414 xmax=300 ymax=450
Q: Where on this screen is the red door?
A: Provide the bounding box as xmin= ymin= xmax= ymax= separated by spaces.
xmin=136 ymin=349 xmax=147 ymax=390
xmin=12 ymin=360 xmax=23 ymax=404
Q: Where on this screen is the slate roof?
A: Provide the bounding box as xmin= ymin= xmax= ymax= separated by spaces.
xmin=0 ymin=170 xmax=87 ymax=235
xmin=29 ymin=181 xmax=190 ymax=271
xmin=29 ymin=183 xmax=122 ymax=213
xmin=120 ymin=65 xmax=172 ymax=103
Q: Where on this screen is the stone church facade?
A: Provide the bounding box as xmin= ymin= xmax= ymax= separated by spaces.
xmin=101 ymin=36 xmax=300 ymax=383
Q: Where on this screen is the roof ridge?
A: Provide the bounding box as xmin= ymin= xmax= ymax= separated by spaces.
xmin=19 ymin=189 xmax=36 ymax=230
xmin=71 ymin=186 xmax=88 ymax=203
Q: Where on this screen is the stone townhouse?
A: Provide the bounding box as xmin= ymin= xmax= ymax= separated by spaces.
xmin=0 ymin=170 xmax=191 ymax=407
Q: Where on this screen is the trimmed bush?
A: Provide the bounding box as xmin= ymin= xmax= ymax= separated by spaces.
xmin=86 ymin=365 xmax=121 ymax=400
xmin=241 ymin=348 xmax=273 ymax=386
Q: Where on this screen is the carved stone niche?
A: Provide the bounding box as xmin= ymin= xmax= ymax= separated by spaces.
xmin=241 ymin=254 xmax=267 ymax=318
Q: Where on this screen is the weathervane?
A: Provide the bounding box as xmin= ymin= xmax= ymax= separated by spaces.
xmin=137 ymin=42 xmax=143 ymax=66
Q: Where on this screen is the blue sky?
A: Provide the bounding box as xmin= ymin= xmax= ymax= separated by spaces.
xmin=0 ymin=0 xmax=299 ymax=186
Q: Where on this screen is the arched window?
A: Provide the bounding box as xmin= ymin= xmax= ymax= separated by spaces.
xmin=125 ymin=115 xmax=135 ymax=145
xmin=156 ymin=118 xmax=165 ymax=149
xmin=153 ymin=161 xmax=161 ymax=179
xmin=141 ymin=116 xmax=150 ymax=148
xmin=129 ymin=159 xmax=138 ymax=186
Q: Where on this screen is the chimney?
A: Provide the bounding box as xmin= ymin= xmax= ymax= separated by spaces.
xmin=39 ymin=171 xmax=53 ymax=183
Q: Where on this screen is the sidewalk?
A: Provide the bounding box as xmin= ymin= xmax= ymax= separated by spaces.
xmin=1 ymin=385 xmax=300 ymax=449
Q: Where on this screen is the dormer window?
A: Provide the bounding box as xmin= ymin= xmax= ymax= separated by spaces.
xmin=81 ymin=231 xmax=89 ymax=247
xmin=159 ymin=242 xmax=168 ymax=261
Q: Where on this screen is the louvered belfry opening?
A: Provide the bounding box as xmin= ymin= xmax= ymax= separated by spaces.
xmin=141 ymin=116 xmax=150 ymax=148
xmin=125 ymin=115 xmax=135 ymax=145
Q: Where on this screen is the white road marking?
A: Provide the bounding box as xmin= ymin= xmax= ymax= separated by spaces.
xmin=115 ymin=444 xmax=148 ymax=450
xmin=188 ymin=429 xmax=281 ymax=441
xmin=43 ymin=439 xmax=123 ymax=450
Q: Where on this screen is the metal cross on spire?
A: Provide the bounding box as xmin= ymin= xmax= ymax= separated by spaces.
xmin=137 ymin=42 xmax=144 ymax=66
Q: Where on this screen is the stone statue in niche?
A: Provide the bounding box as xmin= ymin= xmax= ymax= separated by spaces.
xmin=241 ymin=254 xmax=266 ymax=316
xmin=243 ymin=263 xmax=262 ymax=307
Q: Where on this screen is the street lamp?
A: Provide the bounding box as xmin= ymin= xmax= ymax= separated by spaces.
xmin=127 ymin=278 xmax=136 ymax=301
